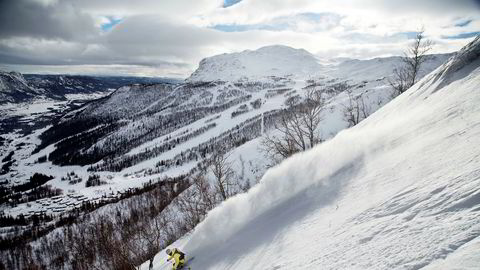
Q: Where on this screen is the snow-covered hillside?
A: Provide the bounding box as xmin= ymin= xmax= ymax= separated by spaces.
xmin=1 ymin=46 xmax=453 ymax=221
xmin=0 ymin=71 xmax=44 ymax=103
xmin=187 ymin=45 xmax=323 ymax=82
xmin=0 ymin=71 xmax=176 ymax=105
xmin=148 ymin=37 xmax=480 ymax=269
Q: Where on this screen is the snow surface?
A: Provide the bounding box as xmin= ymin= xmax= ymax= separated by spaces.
xmin=146 ymin=37 xmax=480 ymax=270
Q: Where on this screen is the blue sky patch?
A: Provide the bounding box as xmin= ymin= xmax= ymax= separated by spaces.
xmin=212 ymin=23 xmax=289 ymax=32
xmin=212 ymin=24 xmax=250 ymax=32
xmin=442 ymin=31 xmax=480 ymax=39
xmin=397 ymin=31 xmax=420 ymax=39
xmin=223 ymin=0 xmax=242 ymax=8
xmin=297 ymin=12 xmax=330 ymax=21
xmin=101 ymin=17 xmax=123 ymax=31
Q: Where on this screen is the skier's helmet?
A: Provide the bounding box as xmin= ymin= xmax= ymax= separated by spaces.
xmin=166 ymin=249 xmax=171 ymax=255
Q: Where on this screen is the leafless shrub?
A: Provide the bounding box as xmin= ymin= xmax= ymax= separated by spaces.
xmin=261 ymin=89 xmax=325 ymax=164
xmin=176 ymin=172 xmax=217 ymax=231
xmin=342 ymin=89 xmax=371 ymax=127
xmin=209 ymin=150 xmax=242 ymax=200
xmin=389 ymin=28 xmax=434 ymax=96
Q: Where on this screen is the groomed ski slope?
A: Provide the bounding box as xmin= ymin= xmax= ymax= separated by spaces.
xmin=148 ymin=37 xmax=480 ymax=270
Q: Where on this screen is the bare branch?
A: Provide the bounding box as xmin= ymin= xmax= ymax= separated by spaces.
xmin=261 ymin=88 xmax=325 ymax=165
xmin=390 ymin=27 xmax=434 ymax=96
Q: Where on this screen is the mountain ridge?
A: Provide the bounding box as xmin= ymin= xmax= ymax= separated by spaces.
xmin=187 ymin=44 xmax=456 ymax=84
xmin=0 ymin=71 xmax=182 ymax=104
xmin=187 ymin=45 xmax=323 ymax=82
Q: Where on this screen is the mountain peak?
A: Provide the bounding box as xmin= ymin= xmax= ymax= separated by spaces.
xmin=254 ymin=44 xmax=311 ymax=54
xmin=187 ymin=45 xmax=322 ymax=82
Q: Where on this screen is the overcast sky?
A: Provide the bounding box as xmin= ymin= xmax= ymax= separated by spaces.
xmin=0 ymin=0 xmax=479 ymax=78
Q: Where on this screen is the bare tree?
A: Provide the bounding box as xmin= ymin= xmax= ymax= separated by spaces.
xmin=300 ymin=89 xmax=325 ymax=147
xmin=261 ymin=128 xmax=301 ymax=164
xmin=133 ymin=215 xmax=164 ymax=270
xmin=210 ymin=150 xmax=238 ymax=200
xmin=261 ymin=88 xmax=325 ymax=164
xmin=390 ymin=28 xmax=434 ymax=96
xmin=176 ymin=172 xmax=217 ymax=231
xmin=92 ymin=215 xmax=136 ymax=270
xmin=342 ymin=89 xmax=371 ymax=127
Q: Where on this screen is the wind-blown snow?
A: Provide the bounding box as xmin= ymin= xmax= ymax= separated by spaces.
xmin=151 ymin=36 xmax=480 ymax=269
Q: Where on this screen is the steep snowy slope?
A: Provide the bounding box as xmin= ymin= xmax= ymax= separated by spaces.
xmin=150 ymin=37 xmax=480 ymax=269
xmin=187 ymin=45 xmax=323 ymax=82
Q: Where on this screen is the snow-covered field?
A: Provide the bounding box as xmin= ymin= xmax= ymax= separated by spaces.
xmin=143 ymin=38 xmax=480 ymax=270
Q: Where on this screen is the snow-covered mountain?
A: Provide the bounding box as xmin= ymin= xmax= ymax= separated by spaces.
xmin=1 ymin=44 xmax=453 ymax=218
xmin=187 ymin=45 xmax=323 ymax=82
xmin=0 ymin=71 xmax=44 ymax=103
xmin=147 ymin=37 xmax=480 ymax=270
xmin=24 ymin=74 xmax=179 ymax=99
xmin=0 ymin=72 xmax=181 ymax=137
xmin=0 ymin=71 xmax=179 ymax=104
xmin=186 ymin=45 xmax=453 ymax=83
xmin=1 ymin=39 xmax=474 ymax=269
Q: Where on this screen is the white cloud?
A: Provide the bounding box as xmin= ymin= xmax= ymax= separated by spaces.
xmin=0 ymin=0 xmax=478 ymax=77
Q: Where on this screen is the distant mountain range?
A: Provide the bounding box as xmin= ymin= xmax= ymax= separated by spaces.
xmin=187 ymin=44 xmax=453 ymax=83
xmin=0 ymin=70 xmax=181 ymax=104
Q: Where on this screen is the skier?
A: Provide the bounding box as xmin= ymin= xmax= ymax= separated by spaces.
xmin=166 ymin=248 xmax=186 ymax=269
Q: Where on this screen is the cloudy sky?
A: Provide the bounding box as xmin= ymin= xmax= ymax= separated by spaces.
xmin=0 ymin=0 xmax=478 ymax=78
